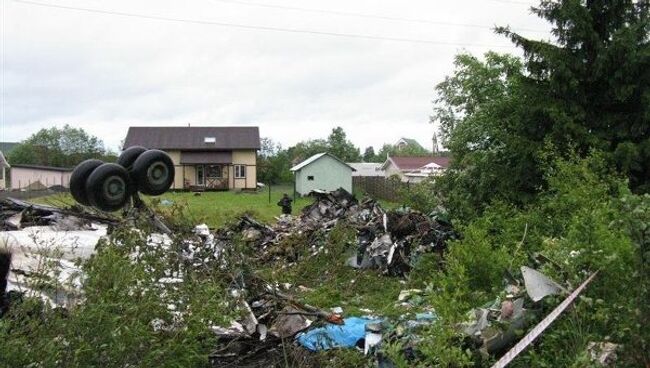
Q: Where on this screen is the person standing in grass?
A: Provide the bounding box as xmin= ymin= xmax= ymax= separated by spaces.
xmin=277 ymin=193 xmax=293 ymax=215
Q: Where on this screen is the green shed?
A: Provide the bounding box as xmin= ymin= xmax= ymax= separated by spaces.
xmin=290 ymin=152 xmax=355 ymax=196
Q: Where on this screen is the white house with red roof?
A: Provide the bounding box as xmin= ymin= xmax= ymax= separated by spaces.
xmin=381 ymin=156 xmax=451 ymax=182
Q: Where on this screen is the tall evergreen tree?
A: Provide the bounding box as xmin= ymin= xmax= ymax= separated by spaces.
xmin=434 ymin=0 xmax=650 ymax=218
xmin=362 ymin=146 xmax=376 ymax=162
xmin=498 ymin=0 xmax=650 ymax=191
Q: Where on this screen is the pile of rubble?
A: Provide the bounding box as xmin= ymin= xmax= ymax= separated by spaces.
xmin=0 ymin=189 xmax=607 ymax=367
xmin=206 ymin=262 xmax=595 ymax=368
xmin=223 ymin=188 xmax=458 ymax=275
xmin=1 ymin=198 xmax=117 ymax=231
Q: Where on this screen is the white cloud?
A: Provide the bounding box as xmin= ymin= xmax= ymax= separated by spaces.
xmin=1 ymin=0 xmax=551 ymax=151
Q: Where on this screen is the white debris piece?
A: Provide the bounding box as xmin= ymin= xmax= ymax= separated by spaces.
xmin=521 ymin=266 xmax=566 ymax=302
xmin=1 ymin=224 xmax=107 ymax=307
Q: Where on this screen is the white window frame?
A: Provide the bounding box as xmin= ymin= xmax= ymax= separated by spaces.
xmin=234 ymin=165 xmax=246 ymax=179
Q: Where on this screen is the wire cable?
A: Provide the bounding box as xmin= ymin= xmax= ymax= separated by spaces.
xmin=208 ymin=0 xmax=546 ymax=33
xmin=11 ymin=0 xmax=517 ymax=49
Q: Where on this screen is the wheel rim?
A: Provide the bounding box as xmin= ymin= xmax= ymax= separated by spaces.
xmin=147 ymin=162 xmax=169 ymax=186
xmin=103 ymin=175 xmax=126 ymax=202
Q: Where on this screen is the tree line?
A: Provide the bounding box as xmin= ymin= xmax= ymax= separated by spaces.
xmin=429 ymin=0 xmax=650 ymax=219
xmin=6 ymin=124 xmax=438 ymax=185
xmin=258 ymin=126 xmax=436 ymax=184
xmin=7 ymin=125 xmax=117 ymax=168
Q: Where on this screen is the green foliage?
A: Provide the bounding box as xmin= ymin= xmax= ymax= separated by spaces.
xmin=362 ymin=146 xmax=376 ymax=162
xmin=433 ymin=0 xmax=650 ymax=218
xmin=0 ymin=224 xmax=234 ymax=368
xmin=8 ymin=124 xmax=116 ymax=167
xmin=403 ymin=155 xmax=648 ymax=367
xmin=498 ymin=1 xmax=650 ymax=192
xmin=399 ymin=177 xmax=440 ymax=213
xmin=376 ymin=142 xmax=431 ymax=161
xmin=327 ymin=127 xmax=361 ymax=162
xmin=287 ymin=126 xmax=361 ymax=164
xmin=431 ymin=52 xmax=539 ymax=219
xmin=258 ymin=138 xmax=293 ymax=184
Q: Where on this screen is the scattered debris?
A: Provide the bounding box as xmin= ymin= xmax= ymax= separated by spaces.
xmin=225 ymin=188 xmax=457 ymax=276
xmin=587 ymin=341 xmax=619 ymax=366
xmin=0 ymin=198 xmax=118 ymax=231
xmin=297 ymin=317 xmax=382 ymax=351
xmin=489 ymin=271 xmax=599 ymax=368
xmin=0 ymin=189 xmax=601 ymax=368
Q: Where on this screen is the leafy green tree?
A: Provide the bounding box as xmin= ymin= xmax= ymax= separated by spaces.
xmin=286 ymin=127 xmax=361 ymax=164
xmin=433 ymin=0 xmax=650 ymax=218
xmin=497 ymin=0 xmax=650 ymax=191
xmin=8 ymin=125 xmax=116 ymax=167
xmin=286 ymin=139 xmax=329 ymax=165
xmin=257 ymin=138 xmax=292 ymax=184
xmin=327 ymin=127 xmax=361 ymax=162
xmin=362 ymin=146 xmax=376 ymax=162
xmin=376 ymin=142 xmax=431 ymax=161
xmin=432 ymin=52 xmax=536 ymax=218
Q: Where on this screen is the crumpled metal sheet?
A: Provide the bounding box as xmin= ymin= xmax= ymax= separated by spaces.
xmin=268 ymin=306 xmax=313 ymax=338
xmin=521 ymin=266 xmax=565 ymax=302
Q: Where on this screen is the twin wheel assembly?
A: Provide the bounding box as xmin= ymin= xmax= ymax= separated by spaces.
xmin=70 ymin=146 xmax=175 ymax=212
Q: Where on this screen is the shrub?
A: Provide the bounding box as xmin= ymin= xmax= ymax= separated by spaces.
xmin=399 ymin=155 xmax=649 ymax=367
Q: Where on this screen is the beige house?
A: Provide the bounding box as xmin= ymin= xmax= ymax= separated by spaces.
xmin=123 ymin=126 xmax=260 ymax=191
xmin=10 ymin=164 xmax=73 ymax=190
xmin=0 ymin=151 xmax=9 ymax=190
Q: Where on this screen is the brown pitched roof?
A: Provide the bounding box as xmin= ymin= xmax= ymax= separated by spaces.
xmin=123 ymin=126 xmax=260 ymax=151
xmin=386 ymin=156 xmax=451 ymax=171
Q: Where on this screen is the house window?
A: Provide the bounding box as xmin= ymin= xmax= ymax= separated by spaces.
xmin=207 ymin=165 xmax=222 ymax=178
xmin=204 ymin=137 xmax=216 ymax=143
xmin=235 ymin=165 xmax=246 ymax=179
xmin=307 ymin=175 xmax=314 ymax=181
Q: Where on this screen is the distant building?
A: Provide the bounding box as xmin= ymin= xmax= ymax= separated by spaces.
xmin=348 ymin=162 xmax=384 ymax=177
xmin=291 ymin=153 xmax=356 ymax=196
xmin=123 ymin=126 xmax=260 ymax=191
xmin=0 ymin=151 xmax=9 ymax=190
xmin=382 ymin=156 xmax=450 ymax=182
xmin=10 ymin=164 xmax=73 ymax=190
xmin=395 ymin=138 xmax=425 ymax=152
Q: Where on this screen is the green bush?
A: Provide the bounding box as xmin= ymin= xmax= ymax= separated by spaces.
xmin=0 ymin=225 xmax=234 ymax=368
xmin=398 ymin=155 xmax=649 ymax=367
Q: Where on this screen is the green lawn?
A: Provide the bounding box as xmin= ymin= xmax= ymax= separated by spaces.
xmin=152 ymin=185 xmax=313 ymax=227
xmin=34 ymin=185 xmax=399 ymax=228
xmin=34 ymin=185 xmax=308 ymax=227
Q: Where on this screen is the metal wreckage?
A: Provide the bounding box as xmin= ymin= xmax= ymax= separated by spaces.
xmin=0 ymin=147 xmax=609 ymax=367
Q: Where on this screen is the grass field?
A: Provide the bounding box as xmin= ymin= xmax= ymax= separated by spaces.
xmin=33 ymin=185 xmax=399 ymax=228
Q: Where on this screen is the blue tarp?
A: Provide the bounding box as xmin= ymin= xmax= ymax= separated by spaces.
xmin=296 ymin=317 xmax=381 ymax=351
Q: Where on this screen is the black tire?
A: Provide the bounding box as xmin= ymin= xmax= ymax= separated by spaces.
xmin=117 ymin=146 xmax=147 ymax=169
xmin=69 ymin=159 xmax=103 ymax=206
xmin=131 ymin=149 xmax=175 ymax=195
xmin=85 ymin=163 xmax=134 ymax=211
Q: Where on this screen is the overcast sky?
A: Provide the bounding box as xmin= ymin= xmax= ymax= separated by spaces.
xmin=0 ymin=0 xmax=551 ymax=152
